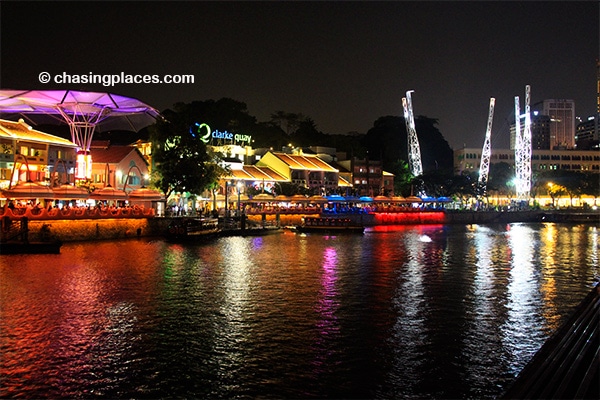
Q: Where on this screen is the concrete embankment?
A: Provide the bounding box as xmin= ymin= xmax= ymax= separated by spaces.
xmin=444 ymin=210 xmax=544 ymax=224
xmin=16 ymin=209 xmax=599 ymax=242
xmin=23 ymin=218 xmax=171 ymax=242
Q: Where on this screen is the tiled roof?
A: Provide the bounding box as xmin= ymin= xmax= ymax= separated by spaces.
xmin=90 ymin=140 xmax=111 ymax=148
xmin=90 ymin=146 xmax=145 ymax=164
xmin=272 ymin=152 xmax=338 ymax=172
xmin=0 ymin=119 xmax=77 ymax=147
xmin=229 ymin=165 xmax=288 ymax=181
xmin=338 ymin=176 xmax=352 ymax=186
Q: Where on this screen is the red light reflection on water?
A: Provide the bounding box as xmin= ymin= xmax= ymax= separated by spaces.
xmin=0 ymin=241 xmax=163 ymax=397
xmin=318 ymin=247 xmax=339 ymax=314
xmin=369 ymin=223 xmax=445 ymax=233
xmin=372 ymin=211 xmax=445 ymax=225
xmin=312 ymin=247 xmax=340 ymax=372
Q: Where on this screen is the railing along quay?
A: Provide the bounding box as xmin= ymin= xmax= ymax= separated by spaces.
xmin=1 ymin=205 xmax=155 ymax=220
xmin=501 ymin=282 xmax=599 ymax=399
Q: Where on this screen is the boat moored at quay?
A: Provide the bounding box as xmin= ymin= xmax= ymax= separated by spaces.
xmin=293 ymin=216 xmax=365 ymax=234
xmin=2 ymin=195 xmax=598 ymax=250
xmin=165 ymin=217 xmax=220 ymax=241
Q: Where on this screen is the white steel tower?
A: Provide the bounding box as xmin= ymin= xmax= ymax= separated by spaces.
xmin=477 ymin=97 xmax=495 ymax=195
xmin=514 ymin=85 xmax=533 ymax=200
xmin=401 ymin=90 xmax=423 ymax=178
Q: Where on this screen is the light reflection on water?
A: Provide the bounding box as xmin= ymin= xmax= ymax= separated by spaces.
xmin=0 ymin=223 xmax=598 ymax=399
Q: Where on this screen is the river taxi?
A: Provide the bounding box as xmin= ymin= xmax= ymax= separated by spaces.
xmin=294 ymin=216 xmax=364 ymax=234
xmin=166 ymin=217 xmax=220 ymax=241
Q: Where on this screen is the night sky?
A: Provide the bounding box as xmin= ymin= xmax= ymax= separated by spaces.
xmin=1 ymin=1 xmax=598 ymax=150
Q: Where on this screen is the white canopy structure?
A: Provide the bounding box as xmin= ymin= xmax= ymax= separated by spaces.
xmin=0 ymin=90 xmax=161 ymax=180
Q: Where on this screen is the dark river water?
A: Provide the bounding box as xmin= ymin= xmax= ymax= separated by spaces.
xmin=1 ymin=222 xmax=598 ymax=399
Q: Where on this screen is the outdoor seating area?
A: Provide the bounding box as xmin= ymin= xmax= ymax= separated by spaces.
xmin=1 ymin=202 xmax=155 ymax=220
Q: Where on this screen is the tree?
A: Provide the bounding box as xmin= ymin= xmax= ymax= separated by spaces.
xmin=447 ymin=172 xmax=477 ymax=204
xmin=389 ymin=159 xmax=413 ymax=196
xmin=173 ymin=98 xmax=257 ymax=134
xmin=363 ymin=115 xmax=453 ymax=176
xmin=290 ymin=117 xmax=328 ymax=147
xmin=487 ymin=162 xmax=514 ymax=198
xmin=546 ymin=182 xmax=567 ymax=207
xmin=150 ymin=104 xmax=227 ymax=199
xmin=538 ymin=170 xmax=597 ymax=207
xmin=270 ymin=111 xmax=304 ymax=135
xmin=252 ymin=122 xmax=290 ymax=149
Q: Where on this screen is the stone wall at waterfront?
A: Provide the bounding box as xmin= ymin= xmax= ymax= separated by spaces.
xmin=25 ymin=218 xmax=171 ymax=242
xmin=18 ymin=209 xmax=598 ymax=243
xmin=444 ymin=210 xmax=543 ymax=224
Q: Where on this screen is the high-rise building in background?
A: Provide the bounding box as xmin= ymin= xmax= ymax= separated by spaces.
xmin=576 ymin=116 xmax=599 ymax=150
xmin=510 ymin=112 xmax=551 ymax=150
xmin=538 ymin=99 xmax=576 ymax=149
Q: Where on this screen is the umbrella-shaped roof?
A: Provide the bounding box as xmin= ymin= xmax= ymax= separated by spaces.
xmin=0 ymin=90 xmax=162 ymax=154
xmin=308 ymin=195 xmax=328 ymax=203
xmin=0 ymin=90 xmax=161 ymax=131
xmin=2 ymin=181 xmax=54 ymax=199
xmin=128 ymin=187 xmax=164 ymax=201
xmin=373 ymin=195 xmax=392 ymax=202
xmin=89 ymin=185 xmax=128 ymax=201
xmin=325 ymin=194 xmax=346 ymax=202
xmin=290 ymin=194 xmax=308 ymax=203
xmin=406 ymin=196 xmax=423 ymax=203
xmin=249 ymin=193 xmax=275 ymax=202
xmin=52 ymin=184 xmax=89 ymax=199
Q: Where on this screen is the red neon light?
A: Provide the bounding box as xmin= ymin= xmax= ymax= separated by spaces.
xmin=372 ymin=211 xmax=446 ymax=225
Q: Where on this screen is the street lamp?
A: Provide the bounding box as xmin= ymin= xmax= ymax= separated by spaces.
xmin=224 ymin=181 xmax=229 ymax=218
xmin=236 ymin=180 xmax=242 ymax=216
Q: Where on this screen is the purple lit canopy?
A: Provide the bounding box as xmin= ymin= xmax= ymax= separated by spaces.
xmin=0 ymin=90 xmax=162 ymax=152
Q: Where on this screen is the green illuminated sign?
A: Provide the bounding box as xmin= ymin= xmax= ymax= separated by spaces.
xmin=191 ymin=123 xmax=252 ymax=145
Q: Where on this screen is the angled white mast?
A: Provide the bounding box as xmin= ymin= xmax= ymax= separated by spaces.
xmin=514 ymin=85 xmax=532 ymax=200
xmin=477 ymin=97 xmax=495 ymax=195
xmin=401 ymin=90 xmax=423 ymax=178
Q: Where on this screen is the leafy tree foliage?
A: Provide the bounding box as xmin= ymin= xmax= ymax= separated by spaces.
xmin=536 ymin=170 xmax=599 ymax=206
xmin=270 ymin=111 xmax=304 ymax=135
xmin=389 ymin=159 xmax=413 ymax=196
xmin=290 ymin=118 xmax=329 ymax=147
xmin=362 ymin=115 xmax=453 ymax=176
xmin=170 ymin=98 xmax=257 ymax=134
xmin=150 ymin=103 xmax=226 ymax=198
xmin=448 ymin=172 xmax=478 ymax=201
xmin=149 ymin=97 xmax=472 ymax=199
xmin=486 ymin=162 xmax=514 ymax=196
xmin=252 ymin=122 xmax=290 ymax=149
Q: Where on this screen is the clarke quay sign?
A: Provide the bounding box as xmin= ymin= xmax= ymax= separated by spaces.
xmin=191 ymin=123 xmax=252 ymax=146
